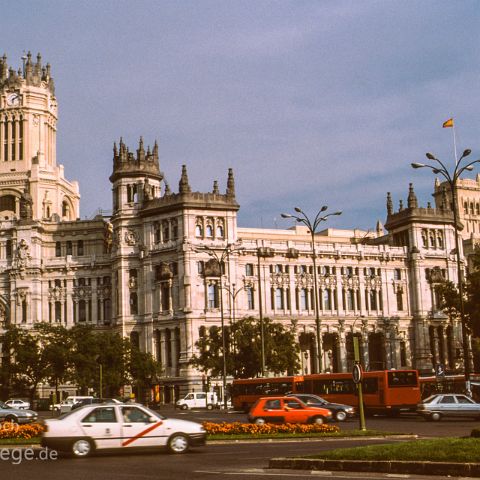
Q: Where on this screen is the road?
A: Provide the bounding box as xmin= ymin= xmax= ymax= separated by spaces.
xmin=22 ymin=408 xmax=477 ymax=480
xmin=0 ymin=438 xmax=454 ymax=480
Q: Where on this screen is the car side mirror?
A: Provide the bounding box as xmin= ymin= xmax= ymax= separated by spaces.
xmin=149 ymin=417 xmax=158 ymax=423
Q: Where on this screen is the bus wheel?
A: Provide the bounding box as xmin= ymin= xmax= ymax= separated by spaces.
xmin=254 ymin=417 xmax=266 ymax=426
xmin=430 ymin=412 xmax=442 ymax=421
xmin=312 ymin=416 xmax=324 ymax=425
xmin=335 ymin=411 xmax=347 ymax=422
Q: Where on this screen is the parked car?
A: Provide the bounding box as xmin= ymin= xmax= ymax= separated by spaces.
xmin=417 ymin=394 xmax=480 ymax=421
xmin=5 ymin=399 xmax=30 ymax=410
xmin=247 ymin=396 xmax=333 ymax=425
xmin=71 ymin=398 xmax=121 ymax=411
xmin=41 ymin=402 xmax=206 ymax=457
xmin=50 ymin=396 xmax=94 ymax=414
xmin=0 ymin=401 xmax=38 ymax=424
xmin=286 ymin=393 xmax=355 ymax=422
xmin=176 ymin=392 xmax=221 ymax=410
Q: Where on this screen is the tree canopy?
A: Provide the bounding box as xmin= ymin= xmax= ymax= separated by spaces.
xmin=190 ymin=316 xmax=300 ymax=378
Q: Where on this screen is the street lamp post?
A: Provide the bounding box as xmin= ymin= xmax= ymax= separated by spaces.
xmin=197 ymin=243 xmax=243 ymax=409
xmin=281 ymin=207 xmax=342 ymax=373
xmin=412 ymin=149 xmax=480 ymax=395
xmin=223 ymin=282 xmax=244 ymax=375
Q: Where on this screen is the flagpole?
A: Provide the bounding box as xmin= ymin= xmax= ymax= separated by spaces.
xmin=453 ymin=123 xmax=458 ymax=165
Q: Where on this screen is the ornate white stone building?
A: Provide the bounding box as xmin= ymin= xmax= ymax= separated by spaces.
xmin=0 ymin=53 xmax=472 ymax=402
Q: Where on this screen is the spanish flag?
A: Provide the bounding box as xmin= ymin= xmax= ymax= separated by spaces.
xmin=443 ymin=118 xmax=454 ymax=128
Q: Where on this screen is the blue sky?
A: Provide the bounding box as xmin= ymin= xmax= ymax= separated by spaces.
xmin=2 ymin=1 xmax=480 ymax=230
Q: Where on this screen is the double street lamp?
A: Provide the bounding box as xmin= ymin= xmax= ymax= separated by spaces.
xmin=281 ymin=206 xmax=342 ymax=373
xmin=412 ymin=148 xmax=480 ymax=395
xmin=197 ymin=242 xmax=243 ymax=409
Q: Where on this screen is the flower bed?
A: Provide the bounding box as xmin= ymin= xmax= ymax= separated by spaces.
xmin=0 ymin=422 xmax=45 ymax=440
xmin=202 ymin=421 xmax=339 ymax=435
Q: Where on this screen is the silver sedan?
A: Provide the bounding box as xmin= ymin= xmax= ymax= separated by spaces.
xmin=0 ymin=401 xmax=38 ymax=424
xmin=417 ymin=394 xmax=480 ymax=421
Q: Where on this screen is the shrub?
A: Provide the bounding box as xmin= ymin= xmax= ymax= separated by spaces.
xmin=202 ymin=421 xmax=339 ymax=435
xmin=471 ymin=428 xmax=480 ymax=438
xmin=0 ymin=422 xmax=45 ymax=439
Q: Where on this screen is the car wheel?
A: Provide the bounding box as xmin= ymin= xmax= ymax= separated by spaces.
xmin=335 ymin=411 xmax=347 ymax=422
xmin=180 ymin=404 xmax=188 ymax=410
xmin=5 ymin=415 xmax=18 ymax=424
xmin=254 ymin=417 xmax=266 ymax=426
xmin=312 ymin=416 xmax=325 ymax=425
xmin=167 ymin=433 xmax=189 ymax=454
xmin=71 ymin=439 xmax=94 ymax=458
xmin=206 ymin=404 xmax=213 ymax=410
xmin=430 ymin=412 xmax=442 ymax=421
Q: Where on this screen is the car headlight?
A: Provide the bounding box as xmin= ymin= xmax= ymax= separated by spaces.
xmin=25 ymin=412 xmax=33 ymax=417
xmin=345 ymin=408 xmax=354 ymax=412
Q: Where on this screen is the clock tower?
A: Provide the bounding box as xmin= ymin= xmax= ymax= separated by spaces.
xmin=0 ymin=52 xmax=79 ymax=221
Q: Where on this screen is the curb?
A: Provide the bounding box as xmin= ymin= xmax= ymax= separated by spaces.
xmin=269 ymin=457 xmax=480 ymax=477
xmin=208 ymin=434 xmax=418 ymax=444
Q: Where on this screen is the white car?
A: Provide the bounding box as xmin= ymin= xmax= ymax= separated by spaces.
xmin=41 ymin=402 xmax=206 ymax=457
xmin=5 ymin=399 xmax=30 ymax=410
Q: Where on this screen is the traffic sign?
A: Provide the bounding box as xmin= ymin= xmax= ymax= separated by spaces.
xmin=352 ymin=364 xmax=363 ymax=384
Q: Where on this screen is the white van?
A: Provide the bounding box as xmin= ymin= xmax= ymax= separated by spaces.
xmin=176 ymin=392 xmax=220 ymax=410
xmin=51 ymin=396 xmax=94 ymax=413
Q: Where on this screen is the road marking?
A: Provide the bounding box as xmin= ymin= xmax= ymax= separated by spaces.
xmin=386 ymin=475 xmax=411 ymax=478
xmin=121 ymin=421 xmax=163 ymax=447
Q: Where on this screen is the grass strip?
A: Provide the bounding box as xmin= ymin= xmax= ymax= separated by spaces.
xmin=206 ymin=430 xmax=398 ymax=440
xmin=307 ymin=438 xmax=480 ymax=463
xmin=0 ymin=437 xmax=41 ymax=445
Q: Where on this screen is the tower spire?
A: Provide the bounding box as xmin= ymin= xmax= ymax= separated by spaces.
xmin=386 ymin=192 xmax=393 ymax=215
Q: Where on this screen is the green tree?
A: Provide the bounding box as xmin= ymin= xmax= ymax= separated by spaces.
xmin=436 ymin=248 xmax=480 ymax=370
xmin=0 ymin=325 xmax=52 ymax=404
xmin=128 ymin=346 xmax=162 ymax=401
xmin=190 ymin=316 xmax=300 ymax=378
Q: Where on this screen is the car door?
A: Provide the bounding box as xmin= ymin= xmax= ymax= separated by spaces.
xmin=455 ymin=395 xmax=479 ymax=417
xmin=79 ymin=406 xmax=121 ymax=450
xmin=121 ymin=406 xmax=165 ymax=448
xmin=261 ymin=399 xmax=284 ymax=423
xmin=283 ymin=398 xmax=309 ymax=423
xmin=437 ymin=395 xmax=458 ymax=417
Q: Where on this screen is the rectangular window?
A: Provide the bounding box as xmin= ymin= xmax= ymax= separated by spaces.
xmin=275 ymin=288 xmax=284 ymax=310
xmin=323 ymin=289 xmax=331 ymax=310
xmin=394 ymin=268 xmax=401 ymax=280
xmin=246 ymin=287 xmax=254 ymax=309
xmin=245 ymin=263 xmax=254 ymax=276
xmin=300 ymin=288 xmax=307 ymax=311
xmin=207 ymin=284 xmax=218 ymax=309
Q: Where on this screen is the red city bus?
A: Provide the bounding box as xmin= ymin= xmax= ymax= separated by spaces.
xmin=231 ymin=376 xmax=304 ymax=412
xmin=232 ymin=370 xmax=421 ymax=415
xmin=303 ymin=370 xmax=421 ymax=415
xmin=419 ymin=374 xmax=480 ymax=400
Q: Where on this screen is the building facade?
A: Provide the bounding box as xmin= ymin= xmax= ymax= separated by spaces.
xmin=0 ymin=53 xmax=473 ymax=402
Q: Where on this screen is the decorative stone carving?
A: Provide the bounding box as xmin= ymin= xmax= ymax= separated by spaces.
xmin=15 ymin=239 xmax=31 ymax=270
xmin=204 ymin=258 xmax=221 ymax=277
xmin=124 ymin=229 xmax=137 ymax=246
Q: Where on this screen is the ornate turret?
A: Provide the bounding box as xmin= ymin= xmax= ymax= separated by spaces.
xmin=109 ymin=137 xmax=162 ymax=183
xmin=212 ymin=180 xmax=219 ymax=195
xmin=0 ymin=51 xmax=54 ymax=92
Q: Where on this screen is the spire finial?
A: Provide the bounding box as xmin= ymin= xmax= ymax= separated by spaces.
xmin=407 ymin=183 xmax=418 ymax=209
xmin=386 ymin=192 xmax=393 ymax=215
xmin=179 ymin=165 xmax=191 ymax=194
xmin=226 ymin=168 xmax=235 ymax=197
xmin=213 ymin=180 xmax=219 ymax=194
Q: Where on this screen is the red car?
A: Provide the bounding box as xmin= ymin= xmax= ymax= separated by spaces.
xmin=247 ymin=396 xmax=333 ymax=425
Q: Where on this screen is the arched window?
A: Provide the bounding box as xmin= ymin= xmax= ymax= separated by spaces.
xmin=216 ymin=225 xmax=224 ymax=238
xmin=205 ymin=224 xmax=213 ymax=237
xmin=62 ymin=200 xmax=70 ymax=218
xmin=195 ymin=224 xmax=203 ymax=237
